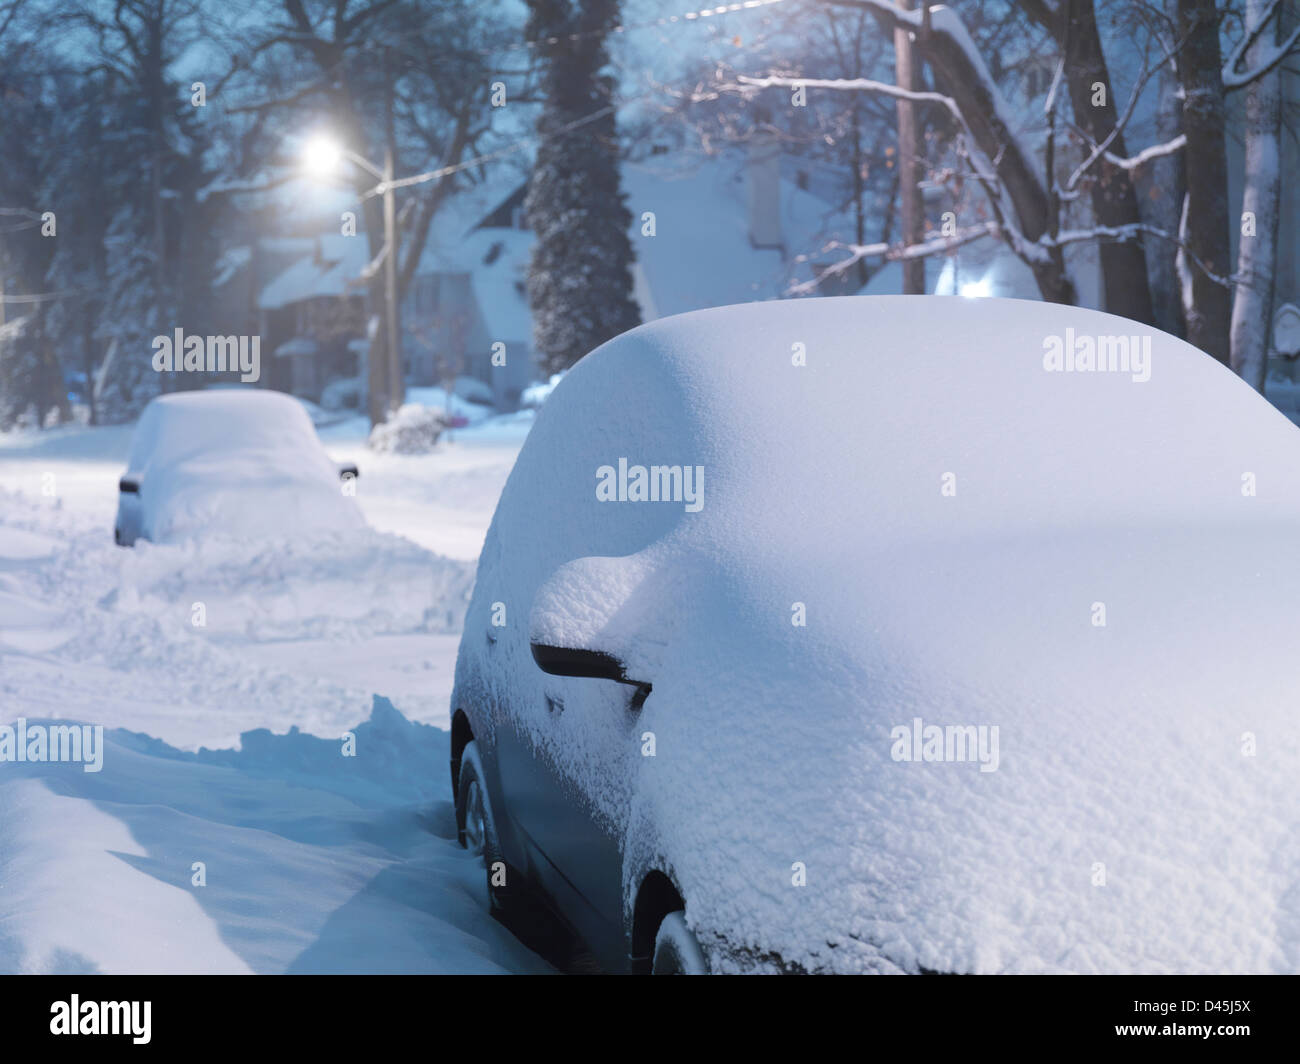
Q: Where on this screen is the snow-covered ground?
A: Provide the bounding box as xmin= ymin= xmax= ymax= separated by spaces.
xmin=0 ymin=410 xmax=546 ymax=974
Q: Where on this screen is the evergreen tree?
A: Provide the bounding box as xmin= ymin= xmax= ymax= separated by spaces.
xmin=524 ymin=0 xmax=640 ymax=375
xmin=95 ymin=199 xmax=164 ymax=424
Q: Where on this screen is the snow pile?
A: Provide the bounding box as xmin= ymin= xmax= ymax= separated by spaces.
xmin=0 ymin=698 xmax=552 ymax=975
xmin=456 ymin=295 xmax=1300 ymax=974
xmin=0 ymin=483 xmax=475 ymax=748
xmin=124 ymin=390 xmax=365 ymax=543
xmin=1 ymin=410 xmax=541 ymax=974
xmin=367 ymin=403 xmax=447 ymax=454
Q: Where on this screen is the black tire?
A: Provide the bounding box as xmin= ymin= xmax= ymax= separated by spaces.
xmin=651 ymin=910 xmax=708 ymax=974
xmin=456 ymin=740 xmax=516 ymax=917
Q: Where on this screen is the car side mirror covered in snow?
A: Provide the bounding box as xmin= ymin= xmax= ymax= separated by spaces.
xmin=119 ymin=477 xmax=140 ymax=494
xmin=530 ymin=642 xmax=638 ymax=684
xmin=530 ymin=641 xmax=652 ymax=710
xmin=529 ymin=554 xmax=664 ymax=705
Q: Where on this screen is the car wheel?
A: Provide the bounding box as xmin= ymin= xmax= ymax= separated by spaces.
xmin=651 ymin=910 xmax=708 ymax=974
xmin=456 ymin=740 xmax=515 ymax=917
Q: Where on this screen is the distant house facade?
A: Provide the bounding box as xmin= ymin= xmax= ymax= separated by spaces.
xmin=245 ymin=146 xmax=860 ymax=411
xmin=255 ymin=235 xmax=368 ymax=402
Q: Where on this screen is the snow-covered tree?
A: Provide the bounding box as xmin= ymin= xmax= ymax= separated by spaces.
xmin=524 ymin=0 xmax=641 ymax=375
xmin=94 ymin=202 xmax=163 ymax=423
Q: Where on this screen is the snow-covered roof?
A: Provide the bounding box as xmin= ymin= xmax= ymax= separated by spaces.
xmin=618 ymin=151 xmax=857 ymax=317
xmin=258 ymin=236 xmax=372 ymax=310
xmin=463 ymin=229 xmax=533 ymax=342
xmin=416 ymin=170 xmax=534 ymax=275
xmin=422 ymin=150 xmax=860 ymax=334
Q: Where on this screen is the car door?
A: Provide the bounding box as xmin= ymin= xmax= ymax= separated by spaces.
xmin=474 ymin=351 xmax=694 ymax=969
xmin=494 ymin=664 xmax=637 ymax=968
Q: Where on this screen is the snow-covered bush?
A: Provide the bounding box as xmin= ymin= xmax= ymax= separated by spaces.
xmin=367 ymin=403 xmax=447 ymax=454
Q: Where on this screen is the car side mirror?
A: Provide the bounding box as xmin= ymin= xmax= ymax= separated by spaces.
xmin=339 ymin=463 xmax=360 ymax=481
xmin=119 ymin=477 xmax=140 ymax=494
xmin=531 ymin=642 xmax=638 ymax=684
xmin=530 ymin=641 xmax=652 ymax=708
xmin=529 ymin=555 xmax=658 ymax=706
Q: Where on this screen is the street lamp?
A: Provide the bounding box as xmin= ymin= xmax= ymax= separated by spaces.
xmin=301 ymin=135 xmax=344 ymax=178
xmin=300 ymin=134 xmax=401 ymax=424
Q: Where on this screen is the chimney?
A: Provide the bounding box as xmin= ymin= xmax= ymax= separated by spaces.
xmin=747 ymin=132 xmax=783 ymax=252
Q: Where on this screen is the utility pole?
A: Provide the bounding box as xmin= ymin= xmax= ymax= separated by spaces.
xmin=383 ymin=150 xmax=400 ymax=417
xmin=895 ymin=0 xmax=926 ymax=294
xmin=382 ymin=45 xmax=403 ymax=416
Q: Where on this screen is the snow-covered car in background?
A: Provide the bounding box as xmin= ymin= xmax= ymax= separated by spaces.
xmin=115 ymin=390 xmax=364 ymax=546
xmin=450 ymin=295 xmax=1300 ymax=974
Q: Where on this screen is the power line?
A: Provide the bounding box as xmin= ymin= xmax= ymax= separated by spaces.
xmin=362 ymin=82 xmax=668 ymax=200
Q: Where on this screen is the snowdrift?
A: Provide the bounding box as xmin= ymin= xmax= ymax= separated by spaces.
xmin=0 ymin=698 xmax=550 ymax=975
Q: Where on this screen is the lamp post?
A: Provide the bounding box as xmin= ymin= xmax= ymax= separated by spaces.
xmin=382 ymin=143 xmax=399 ymax=420
xmin=302 ymin=135 xmax=401 ymax=422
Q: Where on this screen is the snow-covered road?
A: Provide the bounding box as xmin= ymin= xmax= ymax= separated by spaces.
xmin=0 ymin=414 xmax=551 ymax=974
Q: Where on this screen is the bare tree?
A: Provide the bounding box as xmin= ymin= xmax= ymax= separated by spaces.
xmin=894 ymin=0 xmax=925 ymax=294
xmin=1229 ymin=0 xmax=1285 ymax=389
xmin=1022 ymin=0 xmax=1156 ymax=324
xmin=1173 ymin=0 xmax=1232 ymax=364
xmin=227 ymin=0 xmax=500 ymax=425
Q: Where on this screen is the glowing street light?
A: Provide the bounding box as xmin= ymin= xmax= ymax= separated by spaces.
xmin=301 ymin=135 xmax=343 ymax=178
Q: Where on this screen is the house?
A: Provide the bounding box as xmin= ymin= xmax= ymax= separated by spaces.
xmin=250 ymin=146 xmax=862 ymax=411
xmin=255 ymin=234 xmax=369 ymax=400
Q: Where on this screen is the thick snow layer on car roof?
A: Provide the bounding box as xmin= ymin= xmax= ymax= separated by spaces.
xmin=127 ymin=390 xmax=365 ymax=543
xmin=457 ymin=295 xmax=1300 ymax=973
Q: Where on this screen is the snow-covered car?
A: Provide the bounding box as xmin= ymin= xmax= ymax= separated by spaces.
xmin=114 ymin=390 xmax=364 ymax=546
xmin=450 ymin=295 xmax=1300 ymax=975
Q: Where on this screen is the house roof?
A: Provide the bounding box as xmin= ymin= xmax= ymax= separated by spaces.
xmin=428 ymin=149 xmax=860 ymax=335
xmin=255 ymin=151 xmax=864 ymax=333
xmin=258 ymin=235 xmax=372 ymax=310
xmin=464 ymin=229 xmax=533 ymax=342
xmin=615 ymin=151 xmax=858 ymax=318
